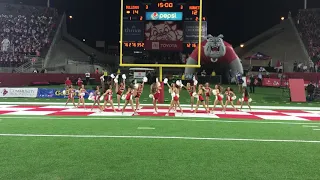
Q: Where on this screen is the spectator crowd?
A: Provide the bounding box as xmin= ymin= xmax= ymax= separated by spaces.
xmin=296 ymin=9 xmax=320 ymax=70
xmin=0 ymin=3 xmax=58 ymax=67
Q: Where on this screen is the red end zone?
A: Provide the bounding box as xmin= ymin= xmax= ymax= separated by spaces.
xmin=0 ymin=105 xmax=319 ymax=121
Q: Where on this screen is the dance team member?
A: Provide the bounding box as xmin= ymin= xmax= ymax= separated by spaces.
xmin=150 ymin=81 xmax=161 ymax=114
xmin=77 ymin=84 xmax=88 ymax=109
xmin=204 ymin=83 xmax=211 ymax=108
xmin=240 ymin=88 xmax=252 ymax=111
xmin=101 ymin=85 xmax=116 ymax=112
xmin=185 ymin=82 xmax=195 ymax=111
xmin=134 ymin=81 xmax=144 ymax=111
xmin=166 ymin=83 xmax=183 ymax=116
xmin=194 ymin=84 xmax=210 ymax=113
xmin=212 ymin=84 xmax=225 ymax=112
xmin=115 ymin=76 xmax=125 ymax=110
xmin=122 ymin=87 xmax=139 ymax=115
xmin=91 ymin=86 xmax=101 ymax=111
xmin=224 ymin=87 xmax=237 ymax=111
xmin=65 ymin=85 xmax=76 ymax=107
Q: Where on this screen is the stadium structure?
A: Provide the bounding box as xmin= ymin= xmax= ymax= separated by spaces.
xmin=0 ymin=1 xmax=320 ymax=179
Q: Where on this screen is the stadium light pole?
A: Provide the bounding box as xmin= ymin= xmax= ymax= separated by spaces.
xmin=304 ymin=0 xmax=307 ymax=9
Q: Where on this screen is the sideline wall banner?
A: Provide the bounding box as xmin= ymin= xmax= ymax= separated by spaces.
xmin=0 ymin=88 xmax=38 ymax=98
xmin=37 ymin=89 xmax=95 ymax=99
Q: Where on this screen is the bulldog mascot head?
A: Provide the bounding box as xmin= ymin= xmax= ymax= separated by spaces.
xmin=185 ymin=34 xmax=243 ymax=77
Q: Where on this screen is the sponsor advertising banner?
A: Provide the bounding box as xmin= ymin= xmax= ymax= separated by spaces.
xmin=37 ymin=89 xmax=94 ymax=99
xmin=0 ymin=88 xmax=38 ymax=98
xmin=183 ymin=21 xmax=207 ymax=42
xmin=144 ymin=40 xmax=182 ymax=51
xmin=145 ymin=12 xmax=183 ymax=21
xmin=144 ymin=21 xmax=183 ymax=51
xmin=247 ymin=78 xmax=317 ymax=87
xmin=133 ymin=72 xmax=146 ymax=79
xmin=123 ymin=21 xmax=144 ymax=41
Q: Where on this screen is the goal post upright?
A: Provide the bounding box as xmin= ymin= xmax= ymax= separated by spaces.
xmin=119 ymin=0 xmax=203 ymax=103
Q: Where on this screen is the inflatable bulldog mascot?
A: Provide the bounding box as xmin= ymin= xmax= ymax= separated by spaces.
xmin=185 ymin=34 xmax=243 ymax=77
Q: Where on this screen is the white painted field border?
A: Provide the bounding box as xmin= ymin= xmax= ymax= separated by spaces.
xmin=313 ymin=129 xmax=320 ymax=131
xmin=302 ymin=125 xmax=319 ymax=128
xmin=0 ymin=116 xmax=320 ymax=125
xmin=0 ymin=102 xmax=320 ymax=110
xmin=137 ymin=127 xmax=155 ymax=130
xmin=0 ymin=133 xmax=319 ymax=143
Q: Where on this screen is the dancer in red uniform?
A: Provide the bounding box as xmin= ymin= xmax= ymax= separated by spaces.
xmin=166 ymin=83 xmax=183 ymax=116
xmin=77 ymin=85 xmax=88 ymax=109
xmin=101 ymin=85 xmax=116 ymax=112
xmin=115 ymin=77 xmax=125 ymax=110
xmin=224 ymin=87 xmax=237 ymax=111
xmin=65 ymin=85 xmax=76 ymax=107
xmin=194 ymin=84 xmax=210 ymax=113
xmin=134 ymin=82 xmax=144 ymax=111
xmin=240 ymin=88 xmax=252 ymax=111
xmin=150 ymin=82 xmax=161 ymax=114
xmin=204 ymin=83 xmax=211 ymax=108
xmin=90 ymin=86 xmax=101 ymax=111
xmin=185 ymin=82 xmax=195 ymax=111
xmin=212 ymin=84 xmax=225 ymax=112
xmin=122 ymin=87 xmax=139 ymax=115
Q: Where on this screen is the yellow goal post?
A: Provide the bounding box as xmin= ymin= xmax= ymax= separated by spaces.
xmin=119 ymin=0 xmax=203 ymax=81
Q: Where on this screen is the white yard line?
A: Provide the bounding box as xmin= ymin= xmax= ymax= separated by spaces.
xmin=0 ymin=116 xmax=319 ymax=125
xmin=0 ymin=102 xmax=320 ymax=110
xmin=137 ymin=127 xmax=155 ymax=130
xmin=0 ymin=133 xmax=319 ymax=143
xmin=302 ymin=125 xmax=319 ymax=128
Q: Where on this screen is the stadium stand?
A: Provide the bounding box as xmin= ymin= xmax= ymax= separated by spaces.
xmin=0 ymin=3 xmax=58 ymax=70
xmin=235 ymin=14 xmax=310 ymax=73
xmin=295 ymin=9 xmax=320 ymax=63
xmin=43 ymin=13 xmax=114 ymax=74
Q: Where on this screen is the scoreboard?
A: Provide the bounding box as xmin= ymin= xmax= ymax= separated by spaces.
xmin=122 ymin=0 xmax=206 ymax=52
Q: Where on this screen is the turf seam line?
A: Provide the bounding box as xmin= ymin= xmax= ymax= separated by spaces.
xmin=0 ymin=116 xmax=319 ymax=125
xmin=0 ymin=134 xmax=319 ymax=143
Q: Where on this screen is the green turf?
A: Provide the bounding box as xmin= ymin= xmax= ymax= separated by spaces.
xmin=2 ymin=84 xmax=319 ymax=106
xmin=0 ymin=117 xmax=320 ymax=179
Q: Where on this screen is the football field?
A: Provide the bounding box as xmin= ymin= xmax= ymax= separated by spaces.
xmin=0 ymin=101 xmax=320 ymax=179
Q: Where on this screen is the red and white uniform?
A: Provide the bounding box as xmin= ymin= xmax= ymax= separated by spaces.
xmin=226 ymin=91 xmax=232 ymax=101
xmin=187 ymin=87 xmax=193 ymax=97
xmin=125 ymin=91 xmax=133 ymax=101
xmin=68 ymin=89 xmax=74 ymax=99
xmin=153 ymin=90 xmax=160 ymax=100
xmin=117 ymin=85 xmax=125 ymax=95
xmin=216 ymin=91 xmax=223 ymax=101
xmin=198 ymin=94 xmax=204 ymax=101
xmin=243 ymin=93 xmax=249 ymax=102
xmin=104 ymin=90 xmax=113 ymax=101
xmin=135 ymin=87 xmax=142 ymax=98
xmin=94 ymin=91 xmax=101 ymax=101
xmin=79 ymin=89 xmax=86 ymax=99
xmin=205 ymin=87 xmax=210 ymax=97
xmin=171 ymin=91 xmax=179 ymax=101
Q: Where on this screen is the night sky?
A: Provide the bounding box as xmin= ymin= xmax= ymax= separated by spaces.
xmin=16 ymin=0 xmax=320 ymax=47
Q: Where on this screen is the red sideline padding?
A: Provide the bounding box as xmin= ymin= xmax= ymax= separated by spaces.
xmin=0 ymin=73 xmax=102 ymax=87
xmin=289 ymin=79 xmax=306 ymax=102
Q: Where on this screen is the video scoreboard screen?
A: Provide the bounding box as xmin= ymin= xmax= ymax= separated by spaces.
xmin=122 ymin=0 xmax=206 ymax=52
